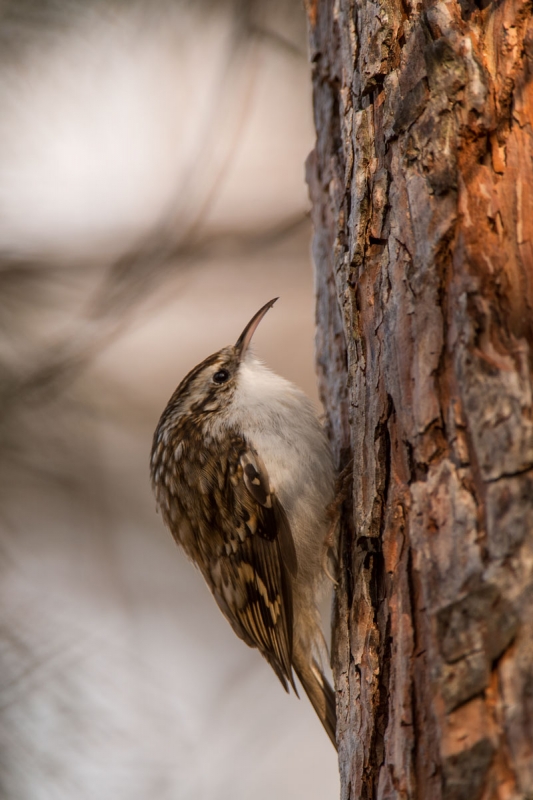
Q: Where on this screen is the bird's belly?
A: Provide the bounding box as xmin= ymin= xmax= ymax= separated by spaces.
xmin=241 ymin=421 xmax=334 ymax=581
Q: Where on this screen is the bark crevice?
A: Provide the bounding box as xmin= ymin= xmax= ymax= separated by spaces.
xmin=308 ymin=0 xmax=533 ymax=795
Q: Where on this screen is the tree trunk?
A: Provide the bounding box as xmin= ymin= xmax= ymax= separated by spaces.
xmin=306 ymin=0 xmax=533 ymax=796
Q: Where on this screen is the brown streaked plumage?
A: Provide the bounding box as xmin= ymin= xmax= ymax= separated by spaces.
xmin=150 ymin=299 xmax=337 ymax=747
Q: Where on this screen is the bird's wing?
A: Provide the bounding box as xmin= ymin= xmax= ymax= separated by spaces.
xmin=200 ymin=435 xmax=298 ymax=692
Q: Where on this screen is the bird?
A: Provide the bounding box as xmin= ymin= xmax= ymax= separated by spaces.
xmin=150 ymin=298 xmax=337 ymax=747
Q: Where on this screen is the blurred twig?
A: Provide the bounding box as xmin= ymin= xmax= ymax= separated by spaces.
xmin=0 ymin=0 xmax=309 ymax=489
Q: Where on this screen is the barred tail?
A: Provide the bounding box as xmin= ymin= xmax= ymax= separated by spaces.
xmin=293 ymin=645 xmax=337 ymax=750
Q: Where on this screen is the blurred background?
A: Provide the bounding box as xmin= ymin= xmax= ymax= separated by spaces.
xmin=0 ymin=1 xmax=339 ymax=798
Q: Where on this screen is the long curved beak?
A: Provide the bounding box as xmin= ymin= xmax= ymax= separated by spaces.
xmin=235 ymin=298 xmax=278 ymax=361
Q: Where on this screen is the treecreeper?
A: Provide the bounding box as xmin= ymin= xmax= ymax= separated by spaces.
xmin=150 ymin=298 xmax=337 ymax=747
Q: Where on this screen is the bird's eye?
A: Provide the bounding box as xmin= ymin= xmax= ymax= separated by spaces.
xmin=213 ymin=369 xmax=230 ymax=384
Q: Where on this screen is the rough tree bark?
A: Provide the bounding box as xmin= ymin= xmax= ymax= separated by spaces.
xmin=306 ymin=0 xmax=533 ymax=797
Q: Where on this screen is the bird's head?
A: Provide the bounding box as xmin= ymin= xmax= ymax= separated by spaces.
xmin=162 ymin=298 xmax=278 ymax=419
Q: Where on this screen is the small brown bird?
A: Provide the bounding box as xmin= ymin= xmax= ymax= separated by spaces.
xmin=150 ymin=299 xmax=337 ymax=746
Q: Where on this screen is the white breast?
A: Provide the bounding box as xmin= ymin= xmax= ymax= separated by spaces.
xmin=226 ymin=356 xmax=335 ymax=585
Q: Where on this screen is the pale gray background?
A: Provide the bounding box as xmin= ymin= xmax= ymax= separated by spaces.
xmin=0 ymin=2 xmax=339 ymax=797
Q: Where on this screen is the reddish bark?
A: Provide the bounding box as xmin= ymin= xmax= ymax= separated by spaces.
xmin=307 ymin=0 xmax=533 ymax=796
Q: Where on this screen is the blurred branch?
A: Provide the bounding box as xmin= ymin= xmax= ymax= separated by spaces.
xmin=0 ymin=212 xmax=309 ymax=410
xmin=0 ymin=0 xmax=310 ymax=493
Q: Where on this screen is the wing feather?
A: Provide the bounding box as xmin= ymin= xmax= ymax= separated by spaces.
xmin=204 ymin=436 xmax=297 ymax=691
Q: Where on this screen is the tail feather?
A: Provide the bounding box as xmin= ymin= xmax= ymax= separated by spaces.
xmin=293 ymin=651 xmax=337 ymax=750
